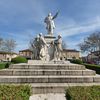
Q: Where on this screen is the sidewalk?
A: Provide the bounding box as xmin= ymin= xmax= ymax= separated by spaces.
xmin=29 ymin=93 xmax=66 ymax=100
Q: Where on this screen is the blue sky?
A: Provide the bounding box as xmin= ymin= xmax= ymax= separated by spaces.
xmin=0 ymin=0 xmax=100 ymax=53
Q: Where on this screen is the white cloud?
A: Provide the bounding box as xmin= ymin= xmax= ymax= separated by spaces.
xmin=56 ymin=16 xmax=100 ymax=37
xmin=54 ymin=16 xmax=100 ymax=50
xmin=1 ymin=0 xmax=100 ymax=52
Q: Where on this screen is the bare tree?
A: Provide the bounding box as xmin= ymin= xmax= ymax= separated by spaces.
xmin=78 ymin=32 xmax=100 ymax=58
xmin=0 ymin=38 xmax=3 ymax=49
xmin=62 ymin=40 xmax=67 ymax=49
xmin=79 ymin=32 xmax=100 ymax=52
xmin=3 ymin=39 xmax=17 ymax=53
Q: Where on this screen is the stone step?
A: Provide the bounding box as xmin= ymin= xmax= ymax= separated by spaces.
xmin=30 ymin=83 xmax=100 ymax=94
xmin=0 ymin=75 xmax=99 ymax=83
xmin=0 ymin=69 xmax=95 ymax=76
xmin=9 ymin=64 xmax=86 ymax=70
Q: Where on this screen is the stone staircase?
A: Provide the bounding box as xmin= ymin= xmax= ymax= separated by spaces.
xmin=0 ymin=61 xmax=100 ymax=93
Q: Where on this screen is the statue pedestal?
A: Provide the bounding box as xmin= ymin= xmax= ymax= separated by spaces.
xmin=44 ymin=35 xmax=56 ymax=44
xmin=44 ymin=35 xmax=56 ymax=60
xmin=28 ymin=60 xmax=70 ymax=64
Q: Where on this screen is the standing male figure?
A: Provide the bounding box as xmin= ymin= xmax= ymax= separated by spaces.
xmin=54 ymin=35 xmax=63 ymax=60
xmin=44 ymin=12 xmax=59 ymax=35
xmin=39 ymin=33 xmax=50 ymax=61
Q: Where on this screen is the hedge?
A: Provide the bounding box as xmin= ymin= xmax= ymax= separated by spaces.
xmin=11 ymin=56 xmax=27 ymax=64
xmin=0 ymin=62 xmax=11 ymax=69
xmin=83 ymin=63 xmax=100 ymax=74
xmin=0 ymin=84 xmax=31 ymax=100
xmin=65 ymin=86 xmax=100 ymax=100
xmin=0 ymin=63 xmax=7 ymax=69
xmin=70 ymin=59 xmax=83 ymax=64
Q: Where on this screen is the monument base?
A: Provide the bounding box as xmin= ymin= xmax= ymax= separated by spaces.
xmin=44 ymin=35 xmax=56 ymax=60
xmin=28 ymin=60 xmax=70 ymax=64
xmin=44 ymin=35 xmax=56 ymax=44
xmin=0 ymin=60 xmax=99 ymax=94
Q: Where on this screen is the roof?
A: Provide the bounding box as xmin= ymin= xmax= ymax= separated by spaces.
xmin=0 ymin=51 xmax=18 ymax=54
xmin=63 ymin=49 xmax=80 ymax=52
xmin=19 ymin=49 xmax=32 ymax=52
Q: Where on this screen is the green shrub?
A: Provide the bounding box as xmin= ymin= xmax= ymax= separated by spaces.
xmin=71 ymin=59 xmax=83 ymax=64
xmin=11 ymin=56 xmax=27 ymax=64
xmin=0 ymin=62 xmax=12 ymax=69
xmin=83 ymin=63 xmax=100 ymax=74
xmin=65 ymin=86 xmax=100 ymax=100
xmin=0 ymin=63 xmax=7 ymax=69
xmin=0 ymin=84 xmax=31 ymax=100
xmin=5 ymin=62 xmax=12 ymax=68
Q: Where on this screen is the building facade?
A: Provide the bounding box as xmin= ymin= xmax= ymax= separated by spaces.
xmin=0 ymin=51 xmax=18 ymax=61
xmin=19 ymin=49 xmax=80 ymax=60
xmin=63 ymin=49 xmax=80 ymax=59
xmin=19 ymin=49 xmax=33 ymax=59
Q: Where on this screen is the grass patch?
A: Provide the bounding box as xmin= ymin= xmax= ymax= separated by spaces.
xmin=83 ymin=63 xmax=100 ymax=74
xmin=0 ymin=84 xmax=32 ymax=100
xmin=65 ymin=86 xmax=100 ymax=100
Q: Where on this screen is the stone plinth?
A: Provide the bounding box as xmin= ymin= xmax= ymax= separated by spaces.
xmin=44 ymin=35 xmax=56 ymax=60
xmin=0 ymin=60 xmax=100 ymax=93
xmin=28 ymin=60 xmax=70 ymax=64
xmin=44 ymin=35 xmax=56 ymax=44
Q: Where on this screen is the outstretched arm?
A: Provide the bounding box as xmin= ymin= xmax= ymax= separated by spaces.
xmin=52 ymin=11 xmax=59 ymax=19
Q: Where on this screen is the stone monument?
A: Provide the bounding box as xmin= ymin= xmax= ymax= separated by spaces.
xmin=32 ymin=12 xmax=64 ymax=61
xmin=44 ymin=12 xmax=59 ymax=60
xmin=0 ymin=11 xmax=99 ymax=94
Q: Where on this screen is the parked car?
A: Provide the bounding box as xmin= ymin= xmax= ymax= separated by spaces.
xmin=87 ymin=61 xmax=95 ymax=64
xmin=95 ymin=61 xmax=100 ymax=65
